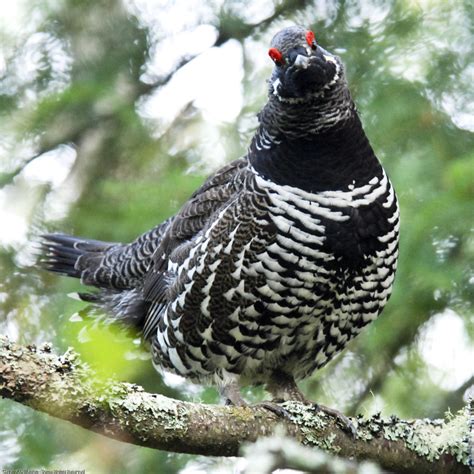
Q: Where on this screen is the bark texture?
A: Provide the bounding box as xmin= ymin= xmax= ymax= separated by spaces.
xmin=0 ymin=335 xmax=471 ymax=473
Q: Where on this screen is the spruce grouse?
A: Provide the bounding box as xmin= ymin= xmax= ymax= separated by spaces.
xmin=42 ymin=26 xmax=399 ymax=412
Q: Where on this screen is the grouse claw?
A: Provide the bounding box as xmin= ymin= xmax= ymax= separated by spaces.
xmin=314 ymin=403 xmax=357 ymax=438
xmin=255 ymin=401 xmax=292 ymax=421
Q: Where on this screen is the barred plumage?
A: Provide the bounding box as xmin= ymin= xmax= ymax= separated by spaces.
xmin=41 ymin=26 xmax=399 ymax=408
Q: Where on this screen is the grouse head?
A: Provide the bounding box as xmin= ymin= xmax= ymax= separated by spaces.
xmin=268 ymin=25 xmax=344 ymax=103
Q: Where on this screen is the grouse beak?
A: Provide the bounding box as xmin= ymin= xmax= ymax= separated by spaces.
xmin=294 ymin=54 xmax=310 ymax=70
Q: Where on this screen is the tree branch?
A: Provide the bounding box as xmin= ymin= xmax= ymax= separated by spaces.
xmin=0 ymin=335 xmax=470 ymax=473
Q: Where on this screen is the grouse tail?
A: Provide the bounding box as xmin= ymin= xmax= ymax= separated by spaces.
xmin=40 ymin=233 xmax=149 ymax=329
xmin=40 ymin=233 xmax=116 ymax=284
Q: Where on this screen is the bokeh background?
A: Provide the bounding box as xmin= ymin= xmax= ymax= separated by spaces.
xmin=0 ymin=0 xmax=473 ymax=472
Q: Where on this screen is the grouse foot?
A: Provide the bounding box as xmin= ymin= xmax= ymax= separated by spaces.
xmin=265 ymin=370 xmax=357 ymax=437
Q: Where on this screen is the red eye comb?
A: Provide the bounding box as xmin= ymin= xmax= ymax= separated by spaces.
xmin=268 ymin=47 xmax=284 ymax=64
xmin=306 ymin=31 xmax=316 ymax=47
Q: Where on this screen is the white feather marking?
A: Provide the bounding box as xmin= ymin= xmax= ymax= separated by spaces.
xmin=276 ymin=234 xmax=329 ymax=259
xmin=187 ymin=345 xmax=206 ymax=361
xmin=168 ymin=348 xmax=188 ymax=375
xmin=212 ymin=243 xmax=223 ymax=254
xmin=315 ymin=351 xmax=328 ymax=364
xmin=208 ymin=259 xmax=221 ymax=272
xmin=177 ymin=280 xmax=194 ymax=308
xmin=266 ymin=242 xmax=299 ymax=263
xmin=381 ymin=272 xmax=396 ymax=289
xmin=244 ymin=305 xmax=260 ymax=318
xmin=223 ymin=287 xmax=235 ymax=301
xmin=266 ymin=302 xmax=294 ymax=314
xmin=257 ymin=284 xmax=283 ymax=301
xmin=259 ymin=253 xmax=286 ymax=272
xmin=272 ymin=78 xmax=281 ymax=96
xmin=168 ymin=261 xmax=178 ymax=272
xmin=388 ymin=210 xmax=399 ymax=223
xmin=360 ymin=280 xmax=378 ymax=291
xmin=291 ymin=287 xmax=316 ymax=300
xmin=223 ymin=225 xmax=239 ymax=254
xmin=383 ymin=185 xmax=395 ymax=208
xmin=329 ymin=325 xmax=341 ymax=338
xmin=267 ymin=279 xmax=286 ymax=292
xmin=157 ymin=329 xmax=167 ymax=350
xmin=235 ymin=279 xmax=253 ymax=299
xmin=362 ymin=312 xmax=378 ymax=322
xmin=200 ymin=294 xmax=211 ymax=316
xmin=378 ymin=228 xmax=398 ymax=243
xmin=201 ymin=325 xmax=213 ymax=341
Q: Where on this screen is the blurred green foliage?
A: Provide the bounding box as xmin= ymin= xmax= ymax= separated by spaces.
xmin=0 ymin=0 xmax=473 ymax=472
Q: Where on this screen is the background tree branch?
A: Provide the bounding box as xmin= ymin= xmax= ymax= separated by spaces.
xmin=0 ymin=335 xmax=470 ymax=473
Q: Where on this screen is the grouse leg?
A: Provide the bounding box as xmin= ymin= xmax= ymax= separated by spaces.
xmin=265 ymin=369 xmax=308 ymax=402
xmin=219 ymin=380 xmax=247 ymax=406
xmin=265 ymin=370 xmax=356 ymax=437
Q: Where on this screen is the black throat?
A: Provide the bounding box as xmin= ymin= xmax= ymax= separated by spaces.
xmin=249 ymin=113 xmax=383 ymax=193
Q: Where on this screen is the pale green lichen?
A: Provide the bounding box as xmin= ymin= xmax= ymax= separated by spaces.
xmin=280 ymin=402 xmax=340 ymax=452
xmin=353 ymin=416 xmax=374 ymax=442
xmin=107 ymin=387 xmax=188 ymax=434
xmin=355 ymin=408 xmax=470 ymax=465
xmin=384 ymin=411 xmax=469 ymax=464
xmin=282 ymin=401 xmax=328 ymax=429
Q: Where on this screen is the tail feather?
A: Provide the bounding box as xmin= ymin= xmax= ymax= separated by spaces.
xmin=40 ymin=233 xmax=115 ymax=283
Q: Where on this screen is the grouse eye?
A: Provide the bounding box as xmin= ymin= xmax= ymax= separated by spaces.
xmin=268 ymin=47 xmax=284 ymax=66
xmin=306 ymin=30 xmax=317 ymax=50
